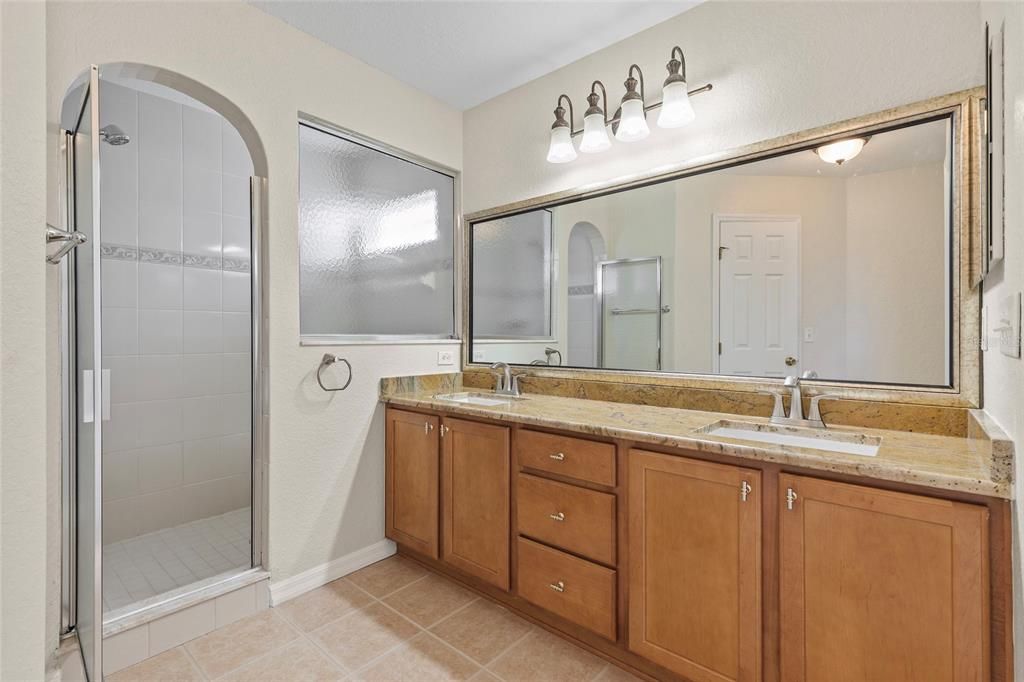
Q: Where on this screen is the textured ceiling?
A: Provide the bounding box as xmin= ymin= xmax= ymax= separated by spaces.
xmin=250 ymin=1 xmax=701 ymax=110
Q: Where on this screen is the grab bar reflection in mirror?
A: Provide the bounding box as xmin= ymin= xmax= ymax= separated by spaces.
xmin=610 ymin=305 xmax=671 ymax=316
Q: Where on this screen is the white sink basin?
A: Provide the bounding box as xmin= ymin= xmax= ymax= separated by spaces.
xmin=696 ymin=419 xmax=881 ymax=457
xmin=434 ymin=392 xmax=523 ymax=407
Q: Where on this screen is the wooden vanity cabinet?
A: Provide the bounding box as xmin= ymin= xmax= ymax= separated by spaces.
xmin=441 ymin=417 xmax=510 ymax=590
xmin=628 ymin=449 xmax=762 ymax=682
xmin=385 ymin=409 xmax=440 ymax=558
xmin=779 ymin=474 xmax=989 ymax=682
xmin=386 ymin=406 xmax=1005 ymax=682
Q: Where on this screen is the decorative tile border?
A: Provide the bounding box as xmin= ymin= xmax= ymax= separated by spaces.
xmin=139 ymin=247 xmax=183 ymax=266
xmin=568 ymin=285 xmax=594 ymax=296
xmin=101 ymin=243 xmax=138 ymax=261
xmin=102 ymin=242 xmax=250 ymax=273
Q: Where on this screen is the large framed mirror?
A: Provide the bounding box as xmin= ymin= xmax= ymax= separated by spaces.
xmin=465 ymin=89 xmax=983 ymax=406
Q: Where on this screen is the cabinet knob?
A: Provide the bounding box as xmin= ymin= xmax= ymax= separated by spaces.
xmin=548 ymin=580 xmax=565 ymax=593
xmin=549 ymin=452 xmax=565 ymax=461
xmin=549 ymin=511 xmax=565 ymax=522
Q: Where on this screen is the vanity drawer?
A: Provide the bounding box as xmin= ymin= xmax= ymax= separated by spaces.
xmin=517 ymin=537 xmax=616 ymax=640
xmin=516 ymin=473 xmax=616 ymax=566
xmin=514 ymin=429 xmax=616 ymax=486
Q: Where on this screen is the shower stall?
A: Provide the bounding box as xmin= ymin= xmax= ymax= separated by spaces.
xmin=55 ymin=64 xmax=265 ymax=679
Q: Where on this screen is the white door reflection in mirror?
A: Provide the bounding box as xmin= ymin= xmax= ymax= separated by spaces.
xmin=715 ymin=216 xmax=800 ymax=377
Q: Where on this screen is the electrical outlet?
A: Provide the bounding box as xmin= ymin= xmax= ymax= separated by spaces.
xmin=803 ymin=327 xmax=815 ymax=343
xmin=473 ymin=349 xmax=485 ymax=362
xmin=437 ymin=350 xmax=455 ymax=366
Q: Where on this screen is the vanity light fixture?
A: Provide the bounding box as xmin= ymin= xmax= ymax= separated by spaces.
xmin=814 ymin=136 xmax=870 ymax=165
xmin=657 ymin=47 xmax=696 ymax=128
xmin=615 ymin=65 xmax=651 ymax=142
xmin=580 ymin=81 xmax=612 ymax=153
xmin=546 ymin=94 xmax=577 ymax=164
xmin=544 ymin=45 xmax=712 ymax=163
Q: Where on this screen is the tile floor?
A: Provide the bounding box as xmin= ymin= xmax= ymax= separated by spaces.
xmin=108 ymin=554 xmax=641 ymax=681
xmin=104 ymin=508 xmax=251 ymax=613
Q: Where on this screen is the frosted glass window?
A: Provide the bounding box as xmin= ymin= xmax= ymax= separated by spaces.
xmin=473 ymin=210 xmax=553 ymax=338
xmin=298 ymin=123 xmax=455 ymax=338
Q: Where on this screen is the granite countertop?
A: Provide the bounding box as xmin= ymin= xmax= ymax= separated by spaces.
xmin=381 ymin=383 xmax=1013 ymax=499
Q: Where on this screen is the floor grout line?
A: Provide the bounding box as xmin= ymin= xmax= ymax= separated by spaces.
xmin=371 ymin=571 xmax=431 ymax=602
xmin=481 ymin=626 xmax=538 ymax=680
xmin=421 ymin=591 xmax=481 ymax=631
xmin=178 ymin=642 xmax=211 ymax=681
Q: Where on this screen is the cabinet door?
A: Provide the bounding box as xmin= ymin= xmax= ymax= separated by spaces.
xmin=780 ymin=474 xmax=988 ymax=682
xmin=442 ymin=417 xmax=510 ymax=589
xmin=628 ymin=449 xmax=762 ymax=682
xmin=385 ymin=409 xmax=439 ymax=558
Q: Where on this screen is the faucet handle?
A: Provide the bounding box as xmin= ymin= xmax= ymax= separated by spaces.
xmin=807 ymin=394 xmax=839 ymax=423
xmin=759 ymin=391 xmax=786 ymax=419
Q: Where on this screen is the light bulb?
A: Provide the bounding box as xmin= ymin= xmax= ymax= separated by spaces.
xmin=579 ymin=112 xmax=611 ymax=153
xmin=657 ymin=80 xmax=695 ymax=128
xmin=615 ymin=99 xmax=650 ymax=142
xmin=814 ymin=137 xmax=867 ymax=165
xmin=546 ymin=125 xmax=577 ymax=164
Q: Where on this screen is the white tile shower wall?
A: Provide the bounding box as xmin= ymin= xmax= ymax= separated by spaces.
xmin=99 ymin=81 xmax=254 ymax=546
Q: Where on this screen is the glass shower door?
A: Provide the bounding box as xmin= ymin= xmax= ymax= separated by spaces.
xmin=599 ymin=257 xmax=663 ymax=371
xmin=72 ymin=65 xmax=104 ymax=680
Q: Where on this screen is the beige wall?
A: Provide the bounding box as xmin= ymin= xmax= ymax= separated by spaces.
xmin=43 ymin=0 xmax=462 ymax=654
xmin=463 ymin=1 xmax=982 ymax=215
xmin=845 ymin=163 xmax=948 ymax=385
xmin=978 ymin=2 xmax=1024 ymax=674
xmin=0 ymin=2 xmax=49 ymax=679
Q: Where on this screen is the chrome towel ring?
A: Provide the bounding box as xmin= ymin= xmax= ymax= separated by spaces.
xmin=316 ymin=353 xmax=352 ymax=392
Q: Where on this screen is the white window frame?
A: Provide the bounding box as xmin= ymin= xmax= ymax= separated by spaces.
xmin=297 ymin=113 xmax=462 ymax=345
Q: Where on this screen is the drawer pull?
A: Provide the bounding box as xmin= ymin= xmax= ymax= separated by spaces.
xmin=549 ymin=580 xmax=565 ymax=593
xmin=549 ymin=511 xmax=565 ymax=522
xmin=549 ymin=452 xmax=566 ymax=461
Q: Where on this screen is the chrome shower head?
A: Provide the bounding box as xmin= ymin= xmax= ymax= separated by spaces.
xmin=99 ymin=124 xmax=130 ymax=146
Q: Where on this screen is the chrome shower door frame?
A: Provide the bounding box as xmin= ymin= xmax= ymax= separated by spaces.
xmin=596 ymin=256 xmax=664 ymax=371
xmin=58 ymin=67 xmax=271 ymax=673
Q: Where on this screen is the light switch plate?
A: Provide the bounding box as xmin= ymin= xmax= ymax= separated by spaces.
xmin=437 ymin=350 xmax=455 ymax=366
xmin=998 ymin=293 xmax=1021 ymax=358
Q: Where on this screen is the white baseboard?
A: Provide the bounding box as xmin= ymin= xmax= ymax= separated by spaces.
xmin=269 ymin=539 xmax=396 ymax=606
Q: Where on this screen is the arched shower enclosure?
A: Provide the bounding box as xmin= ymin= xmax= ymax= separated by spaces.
xmin=566 ymin=222 xmax=605 ymax=366
xmin=55 ymin=63 xmax=267 ymax=679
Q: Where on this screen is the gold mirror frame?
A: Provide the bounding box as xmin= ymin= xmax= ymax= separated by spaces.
xmin=462 ymin=88 xmax=984 ymax=408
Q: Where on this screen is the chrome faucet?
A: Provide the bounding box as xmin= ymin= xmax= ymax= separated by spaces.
xmin=489 ymin=362 xmax=521 ymax=397
xmin=784 ymin=376 xmax=805 ymax=421
xmin=766 ymin=375 xmax=835 ymax=428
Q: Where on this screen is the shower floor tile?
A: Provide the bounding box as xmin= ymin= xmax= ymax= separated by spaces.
xmin=103 ymin=507 xmax=252 ymax=613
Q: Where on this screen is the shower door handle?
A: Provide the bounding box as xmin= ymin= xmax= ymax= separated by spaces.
xmin=81 ymin=369 xmax=110 ymax=423
xmin=82 ymin=370 xmax=94 ymax=423
xmin=101 ymin=369 xmax=111 ymax=421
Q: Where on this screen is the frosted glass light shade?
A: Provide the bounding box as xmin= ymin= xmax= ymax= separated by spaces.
xmin=814 ymin=137 xmax=867 ymax=165
xmin=579 ymin=113 xmax=611 ymax=153
xmin=657 ymin=81 xmax=695 ymax=128
xmin=615 ymin=99 xmax=650 ymax=142
xmin=546 ymin=126 xmax=577 ymax=164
